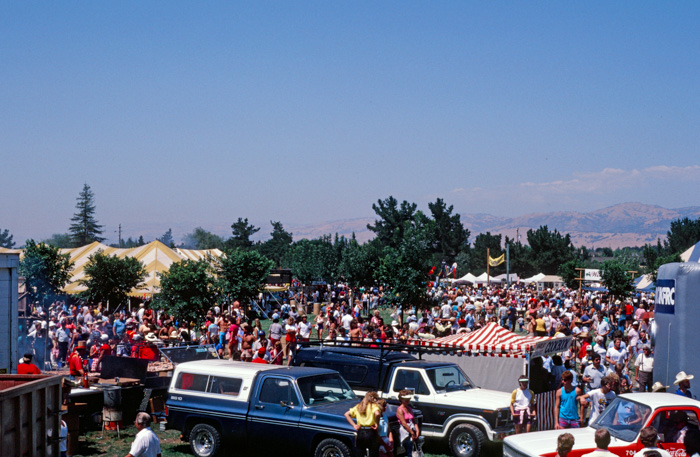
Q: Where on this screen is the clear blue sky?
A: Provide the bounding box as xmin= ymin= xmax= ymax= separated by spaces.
xmin=2 ymin=2 xmax=699 ymax=244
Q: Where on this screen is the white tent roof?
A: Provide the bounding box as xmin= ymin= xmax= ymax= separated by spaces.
xmin=521 ymin=273 xmax=546 ymax=284
xmin=453 ymin=273 xmax=478 ymax=284
xmin=681 ymin=241 xmax=700 ymax=263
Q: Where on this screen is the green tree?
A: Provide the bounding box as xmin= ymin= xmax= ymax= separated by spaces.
xmin=504 ymin=236 xmax=535 ymax=277
xmin=558 ymin=259 xmax=583 ymax=289
xmin=284 ymin=237 xmax=335 ymax=285
xmin=428 ymin=198 xmax=470 ymax=261
xmin=158 ymin=228 xmax=175 ymax=248
xmin=227 ymin=218 xmax=260 ymax=250
xmin=375 ymin=215 xmax=432 ymax=309
xmin=79 ymin=252 xmax=147 ymax=309
xmin=181 ymin=227 xmax=224 ymax=250
xmin=217 ymin=249 xmax=274 ymax=311
xmin=470 ymin=232 xmax=502 ymax=274
xmin=155 ymin=259 xmax=218 ymax=326
xmin=601 ymin=260 xmax=634 ymax=299
xmin=665 ymin=217 xmax=700 ymax=254
xmin=19 ymin=240 xmax=74 ymax=306
xmin=43 ymin=233 xmax=74 ymax=248
xmin=366 ymin=196 xmax=418 ymax=249
xmin=258 ymin=221 xmax=293 ymax=268
xmin=339 ymin=236 xmax=382 ymax=288
xmin=527 ymin=225 xmax=575 ymax=275
xmin=69 ymin=183 xmax=104 ymax=246
xmin=0 ymin=229 xmax=15 ymax=248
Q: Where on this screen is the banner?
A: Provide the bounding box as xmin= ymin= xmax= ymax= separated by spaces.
xmin=655 ymin=279 xmax=676 ymax=314
xmin=584 ymin=269 xmax=602 ymax=281
xmin=488 ymin=254 xmax=505 ymax=267
xmin=531 ymin=336 xmax=573 ymax=358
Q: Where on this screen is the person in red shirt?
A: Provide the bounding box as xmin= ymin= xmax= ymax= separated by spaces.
xmin=17 ymin=353 xmax=41 ymax=374
xmin=251 ymin=347 xmax=269 ymax=364
xmin=68 ymin=341 xmax=87 ymax=377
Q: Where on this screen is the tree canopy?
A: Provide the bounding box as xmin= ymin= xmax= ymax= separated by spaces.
xmin=19 ymin=240 xmax=74 ymax=306
xmin=79 ymin=252 xmax=147 ymax=308
xmin=227 ymin=218 xmax=260 ymax=250
xmin=258 ymin=221 xmax=293 ymax=268
xmin=69 ymin=184 xmax=104 ymax=246
xmin=155 ymin=258 xmax=218 ymax=326
xmin=217 ymin=248 xmax=274 ymax=310
xmin=0 ymin=229 xmax=15 ymax=248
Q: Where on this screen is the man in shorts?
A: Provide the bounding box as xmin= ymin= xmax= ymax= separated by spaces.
xmin=510 ymin=376 xmax=536 ymax=433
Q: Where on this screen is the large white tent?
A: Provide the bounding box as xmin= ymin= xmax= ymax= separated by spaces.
xmin=681 ymin=240 xmax=700 ymax=263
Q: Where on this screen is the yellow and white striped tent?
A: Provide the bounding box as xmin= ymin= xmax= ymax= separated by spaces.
xmin=2 ymin=240 xmax=223 ymax=297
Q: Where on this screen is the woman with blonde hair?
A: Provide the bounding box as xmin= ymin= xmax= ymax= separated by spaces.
xmin=345 ymin=391 xmax=381 ymax=457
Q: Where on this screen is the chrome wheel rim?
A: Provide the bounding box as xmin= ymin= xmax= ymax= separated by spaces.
xmin=193 ymin=430 xmax=214 ymax=457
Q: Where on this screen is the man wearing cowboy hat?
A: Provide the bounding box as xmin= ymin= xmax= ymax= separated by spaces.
xmin=674 ymin=371 xmax=694 ymax=398
xmin=634 ymin=344 xmax=654 ymax=392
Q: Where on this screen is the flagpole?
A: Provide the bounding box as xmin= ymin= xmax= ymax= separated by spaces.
xmin=487 ymin=248 xmax=490 ymax=286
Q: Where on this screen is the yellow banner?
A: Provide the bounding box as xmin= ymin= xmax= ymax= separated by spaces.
xmin=488 ymin=254 xmax=505 ymax=267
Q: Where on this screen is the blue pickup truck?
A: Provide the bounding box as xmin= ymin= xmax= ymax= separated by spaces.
xmin=166 ymin=360 xmax=412 ymax=457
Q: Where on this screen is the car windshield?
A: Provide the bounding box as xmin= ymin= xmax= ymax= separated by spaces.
xmin=298 ymin=373 xmax=357 ymax=406
xmin=591 ymin=397 xmax=651 ymax=442
xmin=425 ymin=365 xmax=475 ymax=392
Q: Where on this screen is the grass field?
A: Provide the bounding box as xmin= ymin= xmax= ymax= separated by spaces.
xmin=73 ymin=425 xmax=504 ymax=457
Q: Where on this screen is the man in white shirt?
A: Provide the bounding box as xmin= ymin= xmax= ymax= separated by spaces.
xmin=635 ymin=344 xmax=654 ymax=392
xmin=580 ymin=376 xmax=616 ymax=424
xmin=605 ymin=338 xmax=628 ymax=366
xmin=125 ymin=412 xmax=161 ymax=457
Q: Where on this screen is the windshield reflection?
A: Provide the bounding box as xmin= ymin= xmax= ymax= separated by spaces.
xmin=591 ymin=397 xmax=651 ymax=442
xmin=298 ymin=374 xmax=357 ymax=406
xmin=426 ymin=365 xmax=475 ymax=392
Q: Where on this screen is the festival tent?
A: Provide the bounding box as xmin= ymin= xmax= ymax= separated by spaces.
xmin=681 ymin=240 xmax=700 ymax=263
xmin=473 ymin=272 xmax=489 ymax=284
xmin=452 ymin=273 xmax=478 ymax=285
xmin=412 ymin=322 xmax=569 ymax=392
xmin=490 ymin=273 xmax=519 ymax=284
xmin=521 ymin=273 xmax=545 ymax=284
xmin=22 ymin=240 xmax=225 ymax=298
xmin=634 ymin=274 xmax=655 ymax=292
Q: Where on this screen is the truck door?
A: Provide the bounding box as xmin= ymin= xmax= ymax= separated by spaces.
xmin=389 ymin=368 xmax=437 ymax=430
xmin=649 ymin=407 xmax=698 ymax=455
xmin=248 ymin=376 xmax=303 ymax=452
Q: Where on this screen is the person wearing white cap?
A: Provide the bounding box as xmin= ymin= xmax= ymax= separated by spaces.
xmin=510 ymin=376 xmax=535 ymax=433
xmin=674 ymin=371 xmax=694 ymax=398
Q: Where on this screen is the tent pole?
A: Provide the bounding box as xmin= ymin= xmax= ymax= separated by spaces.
xmin=487 ymin=248 xmax=490 ymax=286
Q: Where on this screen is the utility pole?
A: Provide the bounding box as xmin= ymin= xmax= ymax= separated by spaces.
xmin=506 ymin=243 xmax=510 ymax=287
xmin=118 ymin=224 xmax=122 ymax=248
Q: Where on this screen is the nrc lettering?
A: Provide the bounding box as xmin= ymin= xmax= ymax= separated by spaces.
xmin=656 ymin=287 xmax=675 ymax=306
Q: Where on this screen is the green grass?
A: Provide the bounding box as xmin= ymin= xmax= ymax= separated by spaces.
xmin=73 ymin=425 xmax=502 ymax=457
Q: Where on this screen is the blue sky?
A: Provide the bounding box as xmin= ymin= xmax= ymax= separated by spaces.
xmin=2 ymin=2 xmax=699 ymax=244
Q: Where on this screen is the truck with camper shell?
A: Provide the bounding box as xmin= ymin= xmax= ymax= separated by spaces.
xmin=293 ymin=344 xmax=515 ymax=457
xmin=165 ymin=359 xmax=418 ymax=457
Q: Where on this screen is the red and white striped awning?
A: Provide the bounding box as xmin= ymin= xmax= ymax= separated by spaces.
xmin=409 ymin=322 xmax=554 ymax=358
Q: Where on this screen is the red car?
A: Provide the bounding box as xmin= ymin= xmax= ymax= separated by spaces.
xmin=504 ymin=393 xmax=700 ymax=457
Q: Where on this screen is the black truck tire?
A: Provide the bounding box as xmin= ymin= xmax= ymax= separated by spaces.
xmin=314 ymin=438 xmax=352 ymax=457
xmin=448 ymin=424 xmax=485 ymax=457
xmin=189 ymin=423 xmax=221 ymax=457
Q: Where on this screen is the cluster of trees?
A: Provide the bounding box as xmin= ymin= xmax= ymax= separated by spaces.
xmin=5 ymin=185 xmax=700 ymax=316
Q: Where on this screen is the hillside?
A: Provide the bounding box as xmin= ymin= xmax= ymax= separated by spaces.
xmin=289 ymin=203 xmax=700 ymax=249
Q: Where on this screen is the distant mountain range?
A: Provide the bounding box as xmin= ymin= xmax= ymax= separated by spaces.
xmin=290 ymin=203 xmax=700 ymax=249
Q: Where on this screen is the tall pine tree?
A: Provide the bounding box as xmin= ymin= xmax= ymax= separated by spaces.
xmin=69 ymin=184 xmax=104 ymax=246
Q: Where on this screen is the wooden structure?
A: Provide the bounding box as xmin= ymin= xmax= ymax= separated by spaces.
xmin=0 ymin=374 xmax=63 ymax=457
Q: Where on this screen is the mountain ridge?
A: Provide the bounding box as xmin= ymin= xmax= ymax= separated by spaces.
xmin=289 ymin=202 xmax=700 ymax=249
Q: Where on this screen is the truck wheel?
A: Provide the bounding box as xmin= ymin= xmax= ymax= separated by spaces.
xmin=314 ymin=438 xmax=351 ymax=457
xmin=189 ymin=423 xmax=221 ymax=457
xmin=449 ymin=424 xmax=485 ymax=457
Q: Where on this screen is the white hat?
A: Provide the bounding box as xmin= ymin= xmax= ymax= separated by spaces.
xmin=145 ymin=332 xmax=158 ymax=342
xmin=651 ymin=382 xmax=669 ymax=392
xmin=674 ymin=371 xmax=695 ymax=385
xmin=391 ymin=320 xmax=399 ymax=327
xmin=100 ymin=334 xmax=109 ymax=341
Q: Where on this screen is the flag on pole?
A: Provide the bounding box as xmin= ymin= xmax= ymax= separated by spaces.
xmin=448 ymin=262 xmax=457 ymax=277
xmin=488 ymin=254 xmax=505 ymax=267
